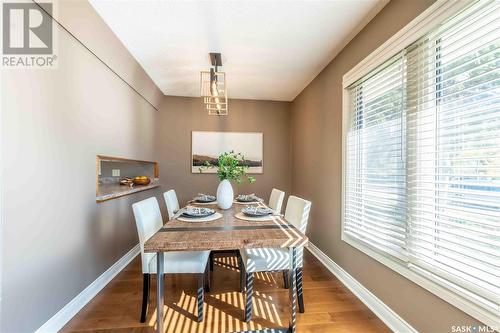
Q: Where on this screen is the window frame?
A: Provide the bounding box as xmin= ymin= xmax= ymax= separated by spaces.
xmin=341 ymin=0 xmax=499 ymax=328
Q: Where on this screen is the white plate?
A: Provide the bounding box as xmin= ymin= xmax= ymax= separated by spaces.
xmin=182 ymin=207 xmax=215 ymax=217
xmin=234 ymin=200 xmax=261 ymax=205
xmin=177 ymin=212 xmax=223 ymax=222
xmin=234 ymin=212 xmax=280 ymax=222
xmin=192 ymin=201 xmax=218 ymax=206
xmin=241 ymin=206 xmax=274 ymax=217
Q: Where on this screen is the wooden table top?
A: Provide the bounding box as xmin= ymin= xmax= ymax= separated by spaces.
xmin=144 ymin=203 xmax=308 ymax=252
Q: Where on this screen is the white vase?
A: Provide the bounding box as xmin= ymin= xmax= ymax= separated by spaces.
xmin=217 ymin=179 xmax=234 ymax=209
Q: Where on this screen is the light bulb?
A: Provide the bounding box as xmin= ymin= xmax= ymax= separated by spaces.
xmin=211 ymin=81 xmax=219 ymax=97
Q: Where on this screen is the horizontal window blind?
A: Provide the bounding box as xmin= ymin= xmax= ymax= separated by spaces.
xmin=344 ymin=0 xmax=500 ymax=320
xmin=345 ymin=54 xmax=408 ymax=261
xmin=406 ymin=0 xmax=500 ymax=313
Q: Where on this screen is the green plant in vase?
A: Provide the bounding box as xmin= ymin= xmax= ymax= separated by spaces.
xmin=200 ymin=151 xmax=255 ymax=209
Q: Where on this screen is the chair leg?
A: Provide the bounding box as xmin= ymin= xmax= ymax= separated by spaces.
xmin=209 ymin=252 xmax=214 ymax=271
xmin=244 ymin=272 xmax=254 ymax=322
xmin=283 ymin=270 xmax=289 ymax=289
xmin=239 ymin=256 xmax=245 ymax=292
xmin=296 ymin=268 xmax=305 ymax=313
xmin=204 ymin=261 xmax=211 ymax=292
xmin=140 ymin=273 xmax=150 ymax=323
xmin=236 ymin=250 xmax=242 ymax=269
xmin=197 ymin=273 xmax=204 ymax=322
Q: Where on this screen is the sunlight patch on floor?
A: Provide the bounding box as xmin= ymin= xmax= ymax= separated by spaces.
xmin=146 ymin=287 xmax=282 ymax=333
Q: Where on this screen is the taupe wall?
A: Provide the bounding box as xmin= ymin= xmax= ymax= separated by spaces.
xmin=1 ymin=1 xmax=162 ymax=332
xmin=157 ymin=96 xmax=291 ymax=206
xmin=1 ymin=0 xmax=485 ymax=332
xmin=55 ymin=0 xmax=163 ymax=109
xmin=290 ymin=1 xmax=481 ymax=332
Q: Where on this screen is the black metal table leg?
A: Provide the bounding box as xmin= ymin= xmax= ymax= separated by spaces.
xmin=296 ymin=268 xmax=305 ymax=313
xmin=197 ymin=273 xmax=204 ymax=322
xmin=156 ymin=252 xmax=164 ymax=333
xmin=244 ymin=272 xmax=254 ymax=322
xmin=288 ymin=247 xmax=297 ymax=333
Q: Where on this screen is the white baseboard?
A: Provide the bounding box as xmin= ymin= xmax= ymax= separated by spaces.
xmin=306 ymin=243 xmax=417 ymax=333
xmin=36 ymin=244 xmax=140 ymax=333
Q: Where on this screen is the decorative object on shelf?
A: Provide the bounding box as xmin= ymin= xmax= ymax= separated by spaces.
xmin=96 ymin=155 xmax=159 ymax=203
xmin=199 ymin=151 xmax=256 ymax=210
xmin=133 ymin=176 xmax=151 ymax=186
xmin=191 ymin=131 xmax=263 ymax=174
xmin=200 ymin=52 xmax=228 ymax=115
xmin=120 ymin=178 xmax=133 ymax=187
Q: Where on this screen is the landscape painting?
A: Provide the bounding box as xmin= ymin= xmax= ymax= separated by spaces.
xmin=192 ymin=131 xmax=263 ymax=174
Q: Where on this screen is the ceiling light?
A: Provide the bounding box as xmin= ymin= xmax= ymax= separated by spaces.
xmin=200 ymin=53 xmax=228 ymax=116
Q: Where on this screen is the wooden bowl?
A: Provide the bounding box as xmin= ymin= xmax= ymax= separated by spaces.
xmin=133 ymin=176 xmax=150 ymax=186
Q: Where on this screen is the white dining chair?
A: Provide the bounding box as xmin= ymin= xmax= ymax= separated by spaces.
xmin=268 ymin=188 xmax=285 ymax=213
xmin=132 ymin=197 xmax=211 ymax=323
xmin=239 ymin=195 xmax=311 ymax=321
xmin=163 ymin=189 xmax=180 ymax=219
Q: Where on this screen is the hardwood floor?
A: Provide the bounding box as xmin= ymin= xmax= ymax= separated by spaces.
xmin=62 ymin=250 xmax=390 ymax=333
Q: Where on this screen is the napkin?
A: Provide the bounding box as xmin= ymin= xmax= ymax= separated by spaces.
xmin=196 ymin=193 xmax=216 ymax=200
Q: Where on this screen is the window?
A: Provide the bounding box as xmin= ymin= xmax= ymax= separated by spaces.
xmin=342 ymin=0 xmax=499 ymax=326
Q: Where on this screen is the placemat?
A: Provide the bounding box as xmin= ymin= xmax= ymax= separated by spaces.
xmin=177 ymin=212 xmax=223 ymax=222
xmin=234 ymin=212 xmax=280 ymax=222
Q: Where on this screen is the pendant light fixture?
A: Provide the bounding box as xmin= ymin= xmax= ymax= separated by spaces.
xmin=200 ymin=53 xmax=228 ymax=115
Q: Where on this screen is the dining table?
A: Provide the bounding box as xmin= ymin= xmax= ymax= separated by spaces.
xmin=144 ymin=200 xmax=308 ymax=333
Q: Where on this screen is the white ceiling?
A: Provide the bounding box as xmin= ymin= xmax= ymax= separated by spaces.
xmin=90 ymin=0 xmax=387 ymax=101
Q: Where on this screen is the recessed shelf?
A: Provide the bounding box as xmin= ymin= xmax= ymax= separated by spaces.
xmin=96 ymin=155 xmax=159 ymax=203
